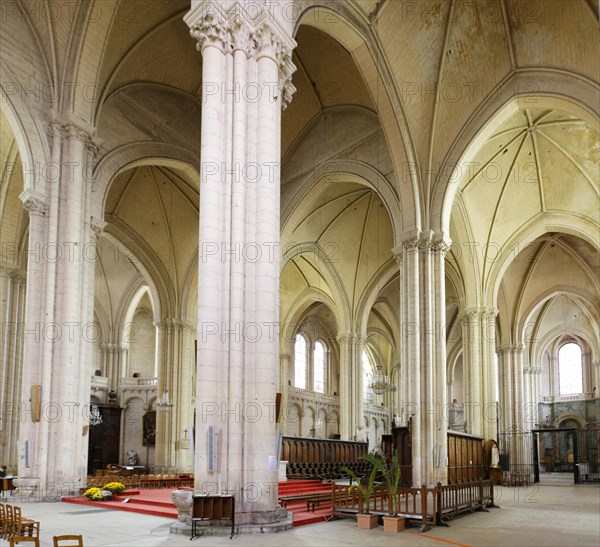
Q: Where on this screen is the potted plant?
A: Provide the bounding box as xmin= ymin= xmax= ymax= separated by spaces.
xmin=366 ymin=453 xmax=405 ymax=533
xmin=103 ymin=481 xmax=126 ymax=494
xmin=340 ymin=463 xmax=379 ymax=529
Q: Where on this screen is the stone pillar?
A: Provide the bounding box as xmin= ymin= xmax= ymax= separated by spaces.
xmin=512 ymin=344 xmax=524 ymax=431
xmin=395 ymin=231 xmax=450 ymax=486
xmin=497 ymin=345 xmax=513 ymax=434
xmin=431 ymin=234 xmax=450 ymax=485
xmin=337 ymin=333 xmax=353 ymax=440
xmin=462 ymin=308 xmax=482 ymax=435
xmin=49 ymin=118 xmax=98 ymax=493
xmin=0 ymin=267 xmax=26 ymax=468
xmin=523 ymin=366 xmax=535 ymax=430
xmin=176 ymin=321 xmax=196 ymax=472
xmin=354 ymin=335 xmax=366 ymax=442
xmin=17 ymin=115 xmax=99 ymax=496
xmin=17 ymin=192 xmax=49 ymax=496
xmin=279 ymin=353 xmax=291 ymax=435
xmin=391 ymin=360 xmax=401 ymax=414
xmin=157 ymin=319 xmax=196 ymax=473
xmin=185 ymin=0 xmax=295 ymax=526
xmin=482 ymin=308 xmax=498 ymax=440
xmin=461 ymin=306 xmax=498 ymax=440
xmin=397 ymin=234 xmax=421 ymax=485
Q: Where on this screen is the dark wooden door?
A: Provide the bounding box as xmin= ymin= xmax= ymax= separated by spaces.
xmin=87 ymin=406 xmax=122 ymax=474
xmin=391 ymin=426 xmax=412 ymax=486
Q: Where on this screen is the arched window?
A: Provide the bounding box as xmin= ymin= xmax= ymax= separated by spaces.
xmin=314 ymin=341 xmax=326 ymax=393
xmin=558 ymin=343 xmax=583 ymax=395
xmin=362 ymin=351 xmax=373 ymax=404
xmin=294 ymin=334 xmax=307 ymax=389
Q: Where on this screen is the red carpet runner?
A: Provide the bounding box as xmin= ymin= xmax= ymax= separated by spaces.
xmin=62 ymin=480 xmax=333 ymax=527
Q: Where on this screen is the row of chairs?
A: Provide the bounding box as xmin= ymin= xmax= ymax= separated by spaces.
xmin=9 ymin=535 xmax=83 ymax=546
xmin=85 ymin=473 xmax=194 ymax=491
xmin=0 ymin=503 xmax=39 ymax=540
xmin=85 ymin=475 xmax=141 ymax=489
xmin=138 ymin=474 xmax=194 ymax=489
xmin=286 ymin=461 xmax=372 ymax=480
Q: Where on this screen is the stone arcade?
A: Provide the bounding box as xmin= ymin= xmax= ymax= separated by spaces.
xmin=0 ymin=0 xmax=598 ymax=538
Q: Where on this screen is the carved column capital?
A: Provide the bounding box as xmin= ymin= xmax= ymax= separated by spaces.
xmin=461 ymin=306 xmax=484 ymax=325
xmin=392 ymin=246 xmax=403 ymax=267
xmin=185 ymin=1 xmax=297 ymax=109
xmin=431 ymin=232 xmax=452 ymax=255
xmin=336 ymin=331 xmax=354 ymax=345
xmin=20 ymin=190 xmax=48 ymax=216
xmin=90 ymin=217 xmax=106 ymax=239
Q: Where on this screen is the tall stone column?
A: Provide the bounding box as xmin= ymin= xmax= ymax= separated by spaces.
xmin=185 ymin=1 xmax=295 ymax=526
xmin=391 ymin=360 xmax=401 ymax=414
xmin=522 ymin=366 xmax=537 ymax=430
xmin=17 ymin=114 xmax=99 ymax=496
xmin=431 ymin=234 xmax=450 ymax=485
xmin=279 ymin=352 xmax=291 ymax=434
xmin=395 ymin=231 xmax=450 ymax=486
xmin=337 ymin=333 xmax=353 ymax=440
xmin=462 ymin=308 xmax=482 ymax=435
xmin=155 ymin=319 xmax=196 ymax=472
xmin=0 ymin=267 xmax=26 ymax=468
xmin=154 ymin=320 xmax=172 ymax=469
xmin=461 ymin=306 xmax=498 ymax=439
xmin=354 ymin=335 xmax=366 ymax=442
xmin=397 ymin=234 xmax=421 ymax=485
xmin=50 ymin=119 xmax=98 ymax=493
xmin=512 ymin=344 xmax=524 ymax=430
xmin=17 ymin=192 xmax=49 ymax=495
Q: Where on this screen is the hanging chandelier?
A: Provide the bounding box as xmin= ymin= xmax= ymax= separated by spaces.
xmin=369 ymin=366 xmax=391 ymax=395
xmin=156 ymin=390 xmax=175 ymax=410
xmin=89 ymin=404 xmax=103 ymax=426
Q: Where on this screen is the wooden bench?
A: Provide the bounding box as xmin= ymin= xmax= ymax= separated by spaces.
xmin=280 ymin=493 xmax=322 ymax=508
xmin=305 ymin=492 xmax=333 ymax=512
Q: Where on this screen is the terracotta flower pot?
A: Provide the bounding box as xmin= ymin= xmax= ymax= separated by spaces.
xmin=383 ymin=515 xmax=405 ymax=532
xmin=357 ymin=513 xmax=379 ymax=529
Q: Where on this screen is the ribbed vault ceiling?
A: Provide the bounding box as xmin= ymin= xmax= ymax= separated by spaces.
xmin=283 ymin=180 xmax=393 ymax=315
xmin=0 ymin=112 xmax=27 ymax=268
xmin=451 ymin=108 xmax=599 ymax=289
xmin=104 ymin=165 xmax=199 ymax=298
xmin=496 ymin=232 xmax=600 ymax=348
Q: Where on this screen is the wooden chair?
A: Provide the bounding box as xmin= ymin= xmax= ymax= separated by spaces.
xmin=0 ymin=503 xmax=7 ymax=539
xmin=11 ymin=506 xmax=39 ymax=538
xmin=9 ymin=537 xmax=40 ymax=547
xmin=4 ymin=504 xmax=15 ymax=537
xmin=53 ymin=535 xmax=84 ymax=547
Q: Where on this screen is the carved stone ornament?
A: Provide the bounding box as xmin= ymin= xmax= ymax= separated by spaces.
xmin=186 ymin=2 xmax=297 ymax=109
xmin=22 ymin=196 xmax=48 ymax=216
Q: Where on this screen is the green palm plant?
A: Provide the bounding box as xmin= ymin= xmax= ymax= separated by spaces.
xmin=365 ymin=453 xmax=402 ymax=517
xmin=339 ymin=463 xmax=378 ymax=514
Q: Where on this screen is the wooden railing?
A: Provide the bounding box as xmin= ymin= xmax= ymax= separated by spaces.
xmin=332 ymin=479 xmax=496 ymax=530
xmin=331 ymin=483 xmax=437 ymax=532
xmin=435 ymin=479 xmax=497 ymax=526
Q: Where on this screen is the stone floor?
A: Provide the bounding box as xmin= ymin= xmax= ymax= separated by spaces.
xmin=1 ymin=484 xmax=598 ymax=547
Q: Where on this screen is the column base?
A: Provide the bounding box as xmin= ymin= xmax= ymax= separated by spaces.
xmin=170 ymin=508 xmax=292 ymax=537
xmin=12 ymin=478 xmax=40 ymax=500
